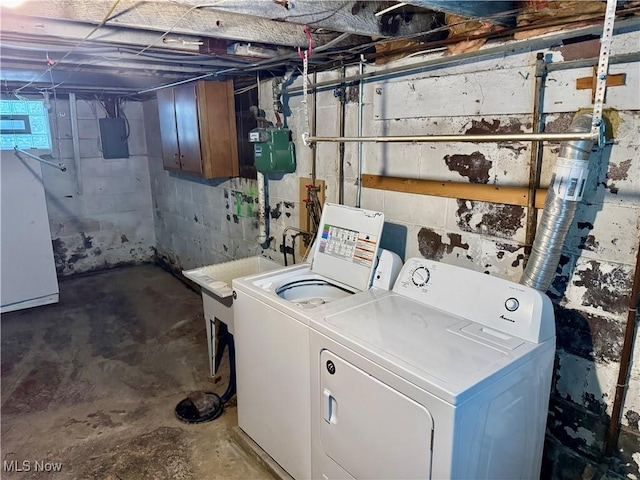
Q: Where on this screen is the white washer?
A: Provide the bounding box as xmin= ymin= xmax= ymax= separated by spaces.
xmin=232 ymin=204 xmax=398 ymax=480
xmin=308 ymin=257 xmax=556 ymax=480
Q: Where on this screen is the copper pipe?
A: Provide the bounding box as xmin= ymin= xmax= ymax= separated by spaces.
xmin=605 ymin=242 xmax=640 ymax=457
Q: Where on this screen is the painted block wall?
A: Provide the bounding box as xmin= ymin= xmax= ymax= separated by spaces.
xmin=44 ymin=98 xmax=156 ymax=275
xmin=142 ymin=99 xmax=278 ymax=273
xmin=257 ymin=33 xmax=639 ymax=478
xmin=142 ymin=29 xmax=639 ymax=478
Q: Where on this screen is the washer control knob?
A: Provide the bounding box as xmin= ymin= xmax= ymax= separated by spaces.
xmin=505 ymin=297 xmax=519 ymax=312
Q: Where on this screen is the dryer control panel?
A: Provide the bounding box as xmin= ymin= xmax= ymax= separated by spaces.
xmin=393 ymin=258 xmax=554 ymax=344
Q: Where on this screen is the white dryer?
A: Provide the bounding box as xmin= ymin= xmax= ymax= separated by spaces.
xmin=232 ymin=204 xmax=400 ymax=480
xmin=309 ymin=257 xmax=556 ymax=480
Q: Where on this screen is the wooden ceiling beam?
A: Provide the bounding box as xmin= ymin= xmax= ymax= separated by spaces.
xmin=0 ymin=51 xmax=243 ymax=74
xmin=189 ymin=0 xmax=442 ymax=38
xmin=0 ymin=13 xmax=203 ymax=53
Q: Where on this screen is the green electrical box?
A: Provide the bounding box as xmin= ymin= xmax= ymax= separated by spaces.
xmin=249 ymin=127 xmax=296 ymax=174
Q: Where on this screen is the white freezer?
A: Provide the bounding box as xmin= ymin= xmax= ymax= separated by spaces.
xmin=1 ymin=151 xmax=58 ymax=313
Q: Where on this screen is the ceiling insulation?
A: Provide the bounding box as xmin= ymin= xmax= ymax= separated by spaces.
xmin=0 ymin=0 xmax=637 ymax=95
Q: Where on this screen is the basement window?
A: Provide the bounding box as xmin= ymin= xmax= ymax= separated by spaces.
xmin=0 ymin=99 xmax=51 ymax=150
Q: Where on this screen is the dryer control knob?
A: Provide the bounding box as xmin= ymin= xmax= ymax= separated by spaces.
xmin=505 ymin=297 xmax=519 ymax=312
xmin=411 ymin=266 xmax=430 ymax=287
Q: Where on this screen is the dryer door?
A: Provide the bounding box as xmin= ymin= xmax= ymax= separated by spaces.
xmin=319 ymin=350 xmax=434 ymax=479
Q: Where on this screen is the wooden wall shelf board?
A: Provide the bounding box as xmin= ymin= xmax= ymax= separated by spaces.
xmin=299 ymin=177 xmax=326 ymax=254
xmin=361 ymin=174 xmax=547 ymax=208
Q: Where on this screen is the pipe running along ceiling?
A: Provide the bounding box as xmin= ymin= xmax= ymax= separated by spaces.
xmin=1 ymin=0 xmax=637 ymax=95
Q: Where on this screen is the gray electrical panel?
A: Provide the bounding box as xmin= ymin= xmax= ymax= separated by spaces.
xmin=99 ymin=118 xmax=129 ymax=159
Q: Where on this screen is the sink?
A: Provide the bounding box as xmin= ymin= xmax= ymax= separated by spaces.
xmin=183 ymin=256 xmax=282 ymax=376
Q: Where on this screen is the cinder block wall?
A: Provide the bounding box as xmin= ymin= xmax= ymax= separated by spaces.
xmin=142 ymin=99 xmax=274 ymax=273
xmin=44 ymin=98 xmax=156 ymax=275
xmin=144 ymin=30 xmax=639 ymax=478
xmin=258 ymin=33 xmax=639 ymax=478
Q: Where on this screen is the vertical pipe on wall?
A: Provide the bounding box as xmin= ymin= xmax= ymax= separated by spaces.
xmin=338 ymin=67 xmax=346 ymax=205
xmin=524 ymin=53 xmax=547 ymax=253
xmin=605 ymin=244 xmax=640 ymax=457
xmin=68 ymin=93 xmax=83 ymax=195
xmin=256 ymin=76 xmax=270 ymax=248
xmin=257 ymin=171 xmax=269 ymax=246
xmin=356 ymin=56 xmax=365 ymax=208
xmin=311 ymin=73 xmax=317 ymax=187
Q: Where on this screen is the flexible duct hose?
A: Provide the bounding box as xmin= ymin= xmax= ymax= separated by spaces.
xmin=520 ymin=113 xmax=595 ymax=291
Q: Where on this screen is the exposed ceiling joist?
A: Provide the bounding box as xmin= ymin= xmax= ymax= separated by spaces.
xmin=189 ymin=0 xmax=442 ymax=38
xmin=0 ymin=13 xmax=203 ymax=53
xmin=0 ymin=50 xmax=242 ymax=74
xmin=5 ymin=0 xmax=349 ymax=48
xmin=0 ymin=62 xmax=181 ymax=93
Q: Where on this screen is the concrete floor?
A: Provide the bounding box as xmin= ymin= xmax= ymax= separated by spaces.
xmin=1 ymin=265 xmax=273 ymax=479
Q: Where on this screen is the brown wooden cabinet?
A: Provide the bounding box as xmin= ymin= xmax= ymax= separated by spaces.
xmin=157 ymin=80 xmax=239 ymax=179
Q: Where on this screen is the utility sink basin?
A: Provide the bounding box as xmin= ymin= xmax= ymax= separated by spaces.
xmin=183 ymin=256 xmax=281 ymax=376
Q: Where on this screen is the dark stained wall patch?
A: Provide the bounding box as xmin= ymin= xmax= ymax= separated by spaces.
xmin=444 ymin=151 xmax=492 ymax=184
xmin=607 ymin=159 xmax=631 ymax=181
xmin=417 ymin=227 xmax=470 ymax=261
xmin=456 ymin=199 xmax=524 ymax=239
xmin=604 ymin=158 xmax=632 ymax=194
xmin=464 ymin=118 xmax=526 ymax=135
xmin=554 ymin=305 xmax=623 ymax=365
xmin=573 ymin=260 xmax=631 ymax=314
xmin=270 ymin=202 xmax=282 ymax=219
xmin=52 ymin=238 xmax=67 ymax=274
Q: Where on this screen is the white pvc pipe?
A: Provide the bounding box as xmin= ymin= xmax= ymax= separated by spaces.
xmin=257 ymin=171 xmax=268 ymax=245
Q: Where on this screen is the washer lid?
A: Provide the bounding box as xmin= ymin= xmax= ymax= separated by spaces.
xmin=311 ymin=204 xmax=385 ymax=291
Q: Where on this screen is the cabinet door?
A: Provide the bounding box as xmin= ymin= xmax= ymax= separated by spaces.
xmin=174 ymin=83 xmax=204 ymax=175
xmin=198 ymin=80 xmax=239 ymax=179
xmin=156 ymin=88 xmax=180 ymax=171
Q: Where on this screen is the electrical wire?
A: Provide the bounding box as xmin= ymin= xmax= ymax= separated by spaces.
xmin=14 ymin=0 xmax=123 ymax=95
xmin=130 ymin=0 xmax=228 ymax=57
xmin=118 ymin=97 xmax=130 ymax=139
xmin=234 ymin=84 xmax=258 ymax=95
xmin=281 ymin=3 xmax=347 ymax=25
xmin=10 ymin=0 xmax=230 ymax=94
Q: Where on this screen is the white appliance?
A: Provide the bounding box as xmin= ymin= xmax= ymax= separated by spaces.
xmin=309 ymin=257 xmax=556 ymax=480
xmin=1 ymin=151 xmax=59 ymax=313
xmin=232 ymin=204 xmax=400 ymax=480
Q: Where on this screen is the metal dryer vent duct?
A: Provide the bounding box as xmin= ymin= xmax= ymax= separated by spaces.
xmin=520 ymin=113 xmax=596 ymax=291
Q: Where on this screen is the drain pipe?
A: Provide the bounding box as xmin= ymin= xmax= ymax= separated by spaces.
xmin=257 ymin=172 xmax=269 ymax=248
xmin=256 ymin=77 xmax=270 ymax=248
xmin=520 ymin=113 xmax=595 ymax=291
